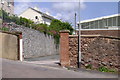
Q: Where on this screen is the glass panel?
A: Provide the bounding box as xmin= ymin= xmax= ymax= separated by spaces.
xmin=104 ymin=19 xmax=107 ymax=28
xmin=108 ymin=18 xmax=112 ymax=27
xmin=99 ymin=20 xmax=103 ymax=28
xmin=118 ymin=16 xmax=120 ymax=26
xmin=112 ymin=17 xmax=117 ymax=26
xmin=94 ymin=21 xmax=98 ymax=29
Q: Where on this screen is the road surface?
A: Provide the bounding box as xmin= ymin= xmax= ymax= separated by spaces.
xmin=1 ymin=58 xmax=118 ymax=78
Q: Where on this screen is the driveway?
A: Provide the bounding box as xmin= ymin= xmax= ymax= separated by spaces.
xmin=1 ymin=58 xmax=118 ymax=78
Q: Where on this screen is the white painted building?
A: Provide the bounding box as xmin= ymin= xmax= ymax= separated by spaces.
xmin=19 ymin=7 xmax=55 ymax=25
xmin=0 ymin=0 xmax=14 ymax=15
xmin=78 ymin=14 xmax=120 ymax=30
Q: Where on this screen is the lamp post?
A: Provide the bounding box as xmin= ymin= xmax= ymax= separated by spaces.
xmin=75 ymin=12 xmax=77 ymax=34
xmin=78 ymin=0 xmax=81 ymax=68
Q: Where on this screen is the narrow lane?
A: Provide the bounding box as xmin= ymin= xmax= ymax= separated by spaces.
xmin=1 ymin=58 xmax=118 ymax=78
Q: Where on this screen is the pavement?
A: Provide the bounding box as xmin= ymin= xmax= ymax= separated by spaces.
xmin=0 ymin=55 xmax=119 ymax=78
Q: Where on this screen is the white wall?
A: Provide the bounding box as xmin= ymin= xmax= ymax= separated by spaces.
xmin=42 ymin=17 xmax=52 ymax=25
xmin=19 ymin=8 xmax=52 ymax=25
xmin=19 ymin=8 xmax=43 ymax=23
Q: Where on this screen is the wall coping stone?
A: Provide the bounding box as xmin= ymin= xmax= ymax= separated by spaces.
xmin=81 ymin=35 xmax=120 ymax=40
xmin=69 ymin=34 xmax=120 ymax=40
xmin=60 ymin=30 xmax=70 ymax=33
xmin=79 ymin=29 xmax=120 ymax=31
xmin=69 ymin=35 xmax=78 ymax=38
xmin=0 ymin=31 xmax=22 ymax=36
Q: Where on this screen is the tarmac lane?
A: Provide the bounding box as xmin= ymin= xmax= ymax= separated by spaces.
xmin=1 ymin=58 xmax=118 ymax=78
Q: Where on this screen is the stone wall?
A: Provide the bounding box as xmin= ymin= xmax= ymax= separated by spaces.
xmin=69 ymin=35 xmax=78 ymax=68
xmin=10 ymin=25 xmax=58 ymax=58
xmin=60 ymin=30 xmax=120 ymax=71
xmin=81 ymin=35 xmax=120 ymax=71
xmin=0 ymin=31 xmax=20 ymax=60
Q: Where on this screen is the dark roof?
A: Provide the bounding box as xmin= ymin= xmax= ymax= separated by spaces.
xmin=29 ymin=7 xmax=55 ymax=20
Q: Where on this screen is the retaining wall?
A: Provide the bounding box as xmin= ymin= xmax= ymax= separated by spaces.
xmin=10 ymin=25 xmax=58 ymax=58
xmin=80 ymin=35 xmax=120 ymax=71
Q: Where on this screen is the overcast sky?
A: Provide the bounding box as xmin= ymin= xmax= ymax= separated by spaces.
xmin=14 ymin=0 xmax=119 ymax=27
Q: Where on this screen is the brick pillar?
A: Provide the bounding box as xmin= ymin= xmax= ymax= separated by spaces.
xmin=60 ymin=30 xmax=70 ymax=67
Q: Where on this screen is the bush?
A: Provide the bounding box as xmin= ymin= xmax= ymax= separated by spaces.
xmin=98 ymin=66 xmax=116 ymax=73
xmin=0 ymin=27 xmax=9 ymax=31
xmin=19 ymin=17 xmax=34 ymax=28
xmin=49 ymin=19 xmax=74 ymax=44
xmin=33 ymin=23 xmax=48 ymax=34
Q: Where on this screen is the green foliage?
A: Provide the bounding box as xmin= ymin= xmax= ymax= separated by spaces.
xmin=85 ymin=64 xmax=92 ymax=69
xmin=10 ymin=15 xmax=20 ymax=25
xmin=99 ymin=66 xmax=116 ymax=73
xmin=0 ymin=27 xmax=9 ymax=31
xmin=0 ymin=10 xmax=2 ymax=18
xmin=19 ymin=17 xmax=34 ymax=28
xmin=2 ymin=10 xmax=11 ymax=22
xmin=49 ymin=19 xmax=74 ymax=44
xmin=1 ymin=10 xmax=74 ymax=44
xmin=1 ymin=10 xmax=34 ymax=28
xmin=33 ymin=23 xmax=48 ymax=34
xmin=49 ymin=19 xmax=73 ymax=34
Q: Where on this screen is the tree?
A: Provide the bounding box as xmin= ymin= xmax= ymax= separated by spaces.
xmin=49 ymin=19 xmax=74 ymax=44
xmin=19 ymin=17 xmax=34 ymax=28
xmin=33 ymin=23 xmax=48 ymax=34
xmin=49 ymin=19 xmax=73 ymax=35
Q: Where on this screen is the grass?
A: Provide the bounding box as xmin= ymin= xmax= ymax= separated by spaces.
xmin=98 ymin=66 xmax=117 ymax=73
xmin=84 ymin=64 xmax=117 ymax=73
xmin=85 ymin=64 xmax=92 ymax=69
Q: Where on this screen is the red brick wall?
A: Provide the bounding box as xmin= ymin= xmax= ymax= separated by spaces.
xmin=60 ymin=31 xmax=79 ymax=68
xmin=78 ymin=30 xmax=120 ymax=37
xmin=60 ymin=30 xmax=70 ymax=67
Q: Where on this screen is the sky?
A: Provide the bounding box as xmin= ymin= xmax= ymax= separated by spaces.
xmin=14 ymin=1 xmax=119 ymax=27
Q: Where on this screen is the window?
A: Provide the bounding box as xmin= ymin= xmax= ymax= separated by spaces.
xmin=94 ymin=21 xmax=98 ymax=28
xmin=118 ymin=16 xmax=120 ymax=26
xmin=35 ymin=16 xmax=38 ymax=19
xmin=112 ymin=17 xmax=117 ymax=26
xmin=108 ymin=18 xmax=112 ymax=26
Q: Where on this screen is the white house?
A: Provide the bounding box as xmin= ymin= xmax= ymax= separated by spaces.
xmin=19 ymin=7 xmax=55 ymax=25
xmin=78 ymin=14 xmax=120 ymax=29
